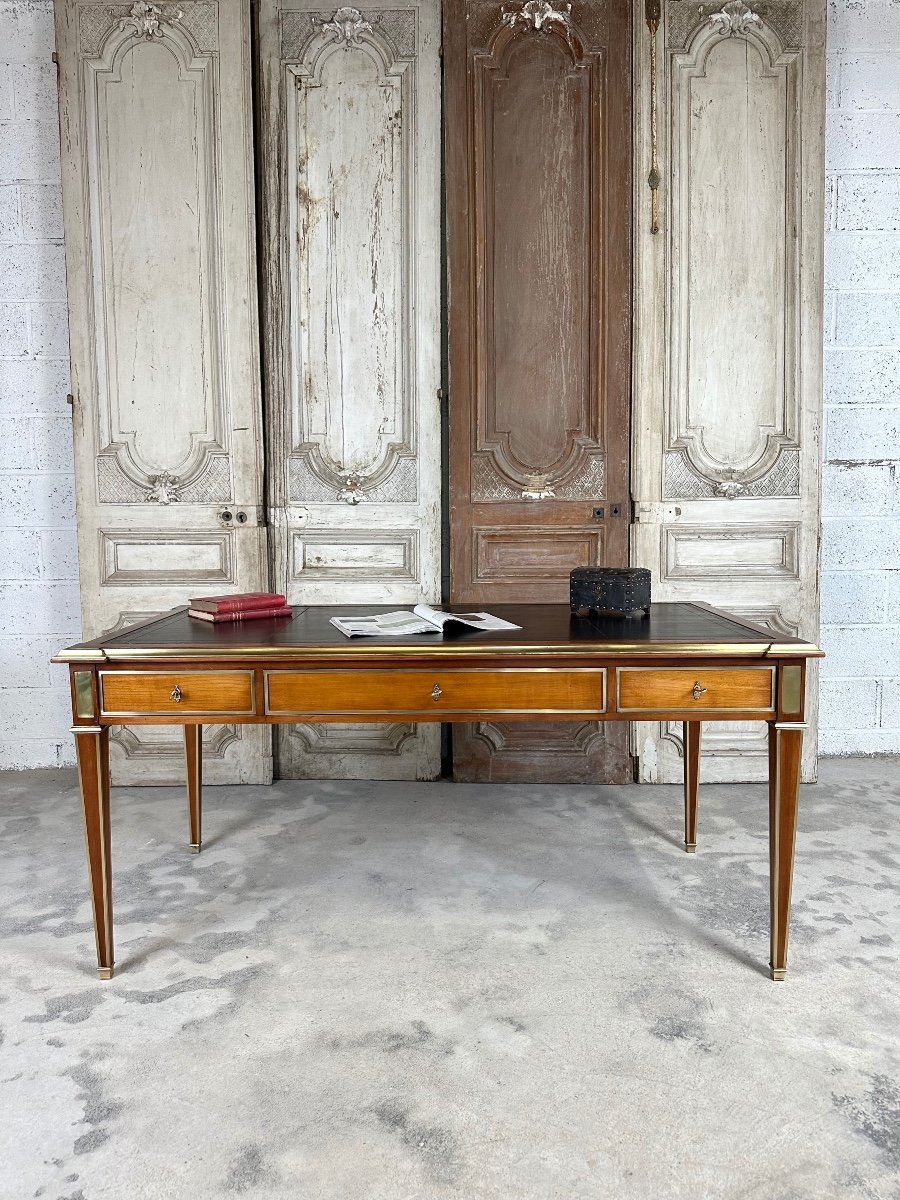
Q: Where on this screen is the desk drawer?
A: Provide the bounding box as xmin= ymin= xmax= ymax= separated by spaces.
xmin=616 ymin=667 xmax=775 ymax=713
xmin=100 ymin=671 xmax=255 ymax=716
xmin=265 ymin=669 xmax=606 ymax=717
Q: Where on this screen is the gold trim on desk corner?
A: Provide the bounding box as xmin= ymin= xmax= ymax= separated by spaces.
xmin=53 ymin=649 xmax=108 ymax=664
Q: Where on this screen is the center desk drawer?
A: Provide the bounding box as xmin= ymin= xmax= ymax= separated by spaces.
xmin=265 ymin=669 xmax=607 ymax=717
xmin=100 ymin=671 xmax=255 ymax=716
xmin=616 ymin=667 xmax=775 ymax=713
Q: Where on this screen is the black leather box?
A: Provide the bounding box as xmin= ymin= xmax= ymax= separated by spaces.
xmin=569 ymin=567 xmax=651 ymax=617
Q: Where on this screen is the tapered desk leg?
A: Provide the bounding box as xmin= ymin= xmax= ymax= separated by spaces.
xmin=769 ymin=721 xmax=805 ymax=981
xmin=683 ymin=721 xmax=701 ymax=853
xmin=74 ymin=726 xmax=113 ymax=979
xmin=185 ymin=724 xmax=202 ymax=853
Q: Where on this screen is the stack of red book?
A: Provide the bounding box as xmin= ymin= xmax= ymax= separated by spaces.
xmin=188 ymin=593 xmax=293 ymax=623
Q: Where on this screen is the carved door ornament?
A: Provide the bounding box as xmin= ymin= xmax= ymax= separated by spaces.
xmin=145 ymin=471 xmax=181 ymax=504
xmin=119 ymin=1 xmax=183 ymax=39
xmin=501 ymin=0 xmax=572 ymax=31
xmin=707 ymin=0 xmax=762 ymax=35
xmin=337 ymin=473 xmax=368 ymax=504
xmin=321 ymin=7 xmax=373 ymax=44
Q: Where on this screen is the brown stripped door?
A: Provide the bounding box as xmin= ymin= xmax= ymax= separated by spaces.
xmin=444 ymin=0 xmax=632 ymax=782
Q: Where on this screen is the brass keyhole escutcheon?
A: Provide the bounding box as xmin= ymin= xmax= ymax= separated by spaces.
xmin=170 ymin=685 xmax=183 ymax=704
xmin=691 ymin=681 xmax=708 ymax=701
xmin=431 ymin=684 xmax=442 ymax=701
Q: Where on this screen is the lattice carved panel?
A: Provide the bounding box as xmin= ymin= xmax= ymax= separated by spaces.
xmin=666 ymin=0 xmax=801 ymax=51
xmin=663 ymin=449 xmax=800 ymax=499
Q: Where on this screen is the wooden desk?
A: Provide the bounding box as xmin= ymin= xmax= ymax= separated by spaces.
xmin=54 ymin=602 xmax=823 ymax=981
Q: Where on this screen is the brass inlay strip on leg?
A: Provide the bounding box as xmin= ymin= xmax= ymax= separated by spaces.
xmin=73 ymin=671 xmax=95 ymax=719
xmin=780 ymin=665 xmax=803 ymax=715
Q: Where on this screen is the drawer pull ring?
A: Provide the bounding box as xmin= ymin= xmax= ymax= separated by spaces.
xmin=691 ymin=681 xmax=708 ymax=701
xmin=170 ymin=685 xmax=183 ymax=704
xmin=431 ymin=684 xmax=442 ymax=701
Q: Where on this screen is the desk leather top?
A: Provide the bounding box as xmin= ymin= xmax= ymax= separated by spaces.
xmin=55 ymin=602 xmax=823 ymax=662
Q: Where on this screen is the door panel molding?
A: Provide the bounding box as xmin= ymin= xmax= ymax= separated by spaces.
xmin=631 ymin=0 xmax=824 ymax=783
xmin=258 ymin=0 xmax=442 ymax=779
xmin=445 ymin=0 xmax=632 ymax=781
xmin=56 ymin=0 xmax=271 ymax=784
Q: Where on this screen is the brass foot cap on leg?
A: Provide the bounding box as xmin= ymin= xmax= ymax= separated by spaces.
xmin=98 ymin=966 xmax=113 ymax=980
xmin=684 ymin=843 xmax=697 ymax=854
xmin=770 ymin=967 xmax=786 ymax=982
xmin=189 ymin=844 xmax=201 ymax=854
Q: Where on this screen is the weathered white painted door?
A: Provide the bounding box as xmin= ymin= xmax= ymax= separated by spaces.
xmin=55 ymin=0 xmax=271 ymax=783
xmin=631 ymin=0 xmax=825 ymax=782
xmin=257 ymin=0 xmax=442 ymax=778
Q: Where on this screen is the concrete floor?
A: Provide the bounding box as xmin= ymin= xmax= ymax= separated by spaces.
xmin=0 ymin=760 xmax=898 ymax=1200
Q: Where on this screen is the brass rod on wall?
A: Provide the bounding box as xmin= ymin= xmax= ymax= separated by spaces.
xmin=646 ymin=0 xmax=661 ymax=234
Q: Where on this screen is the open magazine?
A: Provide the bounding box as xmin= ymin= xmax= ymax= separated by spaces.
xmin=330 ymin=603 xmax=522 ymax=639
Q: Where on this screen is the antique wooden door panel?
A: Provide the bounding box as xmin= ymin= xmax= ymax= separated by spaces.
xmin=55 ymin=0 xmax=271 ymax=784
xmin=631 ymin=0 xmax=825 ymax=782
xmin=444 ymin=0 xmax=632 ymax=782
xmin=257 ymin=0 xmax=442 ymax=779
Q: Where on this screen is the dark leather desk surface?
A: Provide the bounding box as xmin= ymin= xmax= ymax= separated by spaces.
xmin=58 ymin=602 xmax=821 ymax=660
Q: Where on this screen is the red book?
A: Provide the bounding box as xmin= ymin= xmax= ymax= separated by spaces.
xmin=189 ymin=592 xmax=287 ymax=614
xmin=188 ymin=605 xmax=293 ymax=623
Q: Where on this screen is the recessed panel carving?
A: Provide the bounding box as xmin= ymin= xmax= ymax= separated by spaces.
xmin=100 ymin=530 xmax=234 ymax=584
xmin=291 ymin=529 xmax=419 ymax=582
xmin=85 ymin=24 xmax=228 ymax=496
xmin=662 ymin=524 xmax=800 ymax=580
xmin=667 ymin=11 xmax=801 ymax=492
xmin=287 ymin=18 xmax=417 ymax=498
xmin=285 ymin=723 xmax=418 ymax=756
xmin=473 ymin=19 xmax=606 ymax=495
xmin=474 ymin=528 xmax=600 ymax=581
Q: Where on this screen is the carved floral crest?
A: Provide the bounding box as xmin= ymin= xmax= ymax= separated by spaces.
xmin=714 ymin=480 xmax=745 ymax=500
xmin=145 ymin=471 xmax=181 ymax=504
xmin=337 ymin=473 xmax=368 ymax=504
xmin=119 ymin=1 xmax=183 ymax=39
xmin=321 ymin=7 xmax=373 ymax=44
xmin=707 ymin=0 xmax=762 ymax=37
xmin=502 ymin=0 xmax=572 ymax=32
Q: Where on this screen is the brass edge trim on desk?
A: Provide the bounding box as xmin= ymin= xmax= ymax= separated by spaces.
xmin=263 ymin=666 xmax=608 ymax=717
xmin=615 ymin=665 xmax=777 ymax=714
xmin=79 ymin=642 xmax=823 ymax=661
xmin=98 ymin=669 xmax=257 ymax=718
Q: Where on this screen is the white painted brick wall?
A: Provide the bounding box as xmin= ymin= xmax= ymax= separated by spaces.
xmin=821 ymin=0 xmax=900 ymax=755
xmin=0 ymin=0 xmax=898 ymax=765
xmin=0 ymin=0 xmax=79 ymax=769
